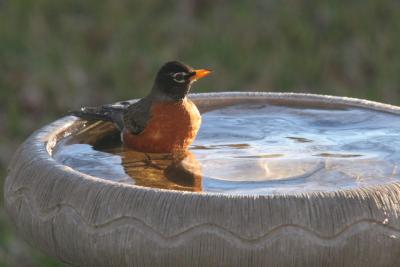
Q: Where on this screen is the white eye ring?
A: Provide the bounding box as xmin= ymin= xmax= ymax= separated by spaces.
xmin=172 ymin=72 xmax=186 ymax=83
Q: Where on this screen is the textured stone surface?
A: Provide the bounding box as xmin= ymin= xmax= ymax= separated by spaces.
xmin=4 ymin=92 xmax=400 ymax=267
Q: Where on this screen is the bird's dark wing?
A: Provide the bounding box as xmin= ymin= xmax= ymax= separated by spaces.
xmin=70 ymin=103 xmax=128 ymax=130
xmin=123 ymin=97 xmax=153 ymax=135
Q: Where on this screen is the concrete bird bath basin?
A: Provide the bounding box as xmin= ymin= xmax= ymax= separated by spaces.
xmin=4 ymin=92 xmax=400 ymax=267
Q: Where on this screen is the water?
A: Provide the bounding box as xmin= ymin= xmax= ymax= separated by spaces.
xmin=53 ymin=102 xmax=400 ymax=195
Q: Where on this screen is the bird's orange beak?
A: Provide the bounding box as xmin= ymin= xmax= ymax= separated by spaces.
xmin=190 ymin=69 xmax=212 ymax=81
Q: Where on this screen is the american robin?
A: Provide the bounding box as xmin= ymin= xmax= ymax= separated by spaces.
xmin=71 ymin=61 xmax=212 ymax=153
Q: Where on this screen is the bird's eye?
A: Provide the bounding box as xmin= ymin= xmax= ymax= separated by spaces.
xmin=172 ymin=72 xmax=186 ymax=83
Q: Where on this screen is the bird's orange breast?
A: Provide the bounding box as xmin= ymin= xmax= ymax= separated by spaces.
xmin=122 ymin=99 xmax=201 ymax=153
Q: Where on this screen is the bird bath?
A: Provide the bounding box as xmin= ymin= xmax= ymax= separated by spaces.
xmin=4 ymin=92 xmax=400 ymax=267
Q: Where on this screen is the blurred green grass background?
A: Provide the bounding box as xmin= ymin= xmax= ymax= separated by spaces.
xmin=1 ymin=0 xmax=400 ymax=266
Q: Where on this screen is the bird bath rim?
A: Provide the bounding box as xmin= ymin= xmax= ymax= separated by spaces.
xmin=32 ymin=91 xmax=400 ymax=198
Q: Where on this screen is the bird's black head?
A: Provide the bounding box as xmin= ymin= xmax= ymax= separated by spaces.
xmin=152 ymin=61 xmax=212 ymax=101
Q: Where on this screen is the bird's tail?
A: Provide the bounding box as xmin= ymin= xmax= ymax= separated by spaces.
xmin=69 ymin=105 xmax=125 ymax=130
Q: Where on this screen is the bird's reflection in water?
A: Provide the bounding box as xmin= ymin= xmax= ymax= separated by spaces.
xmin=119 ymin=150 xmax=202 ymax=192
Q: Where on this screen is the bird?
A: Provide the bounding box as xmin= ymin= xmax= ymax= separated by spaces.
xmin=70 ymin=61 xmax=212 ymax=153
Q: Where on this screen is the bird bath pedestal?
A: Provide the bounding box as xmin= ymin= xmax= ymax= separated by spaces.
xmin=4 ymin=92 xmax=400 ymax=267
